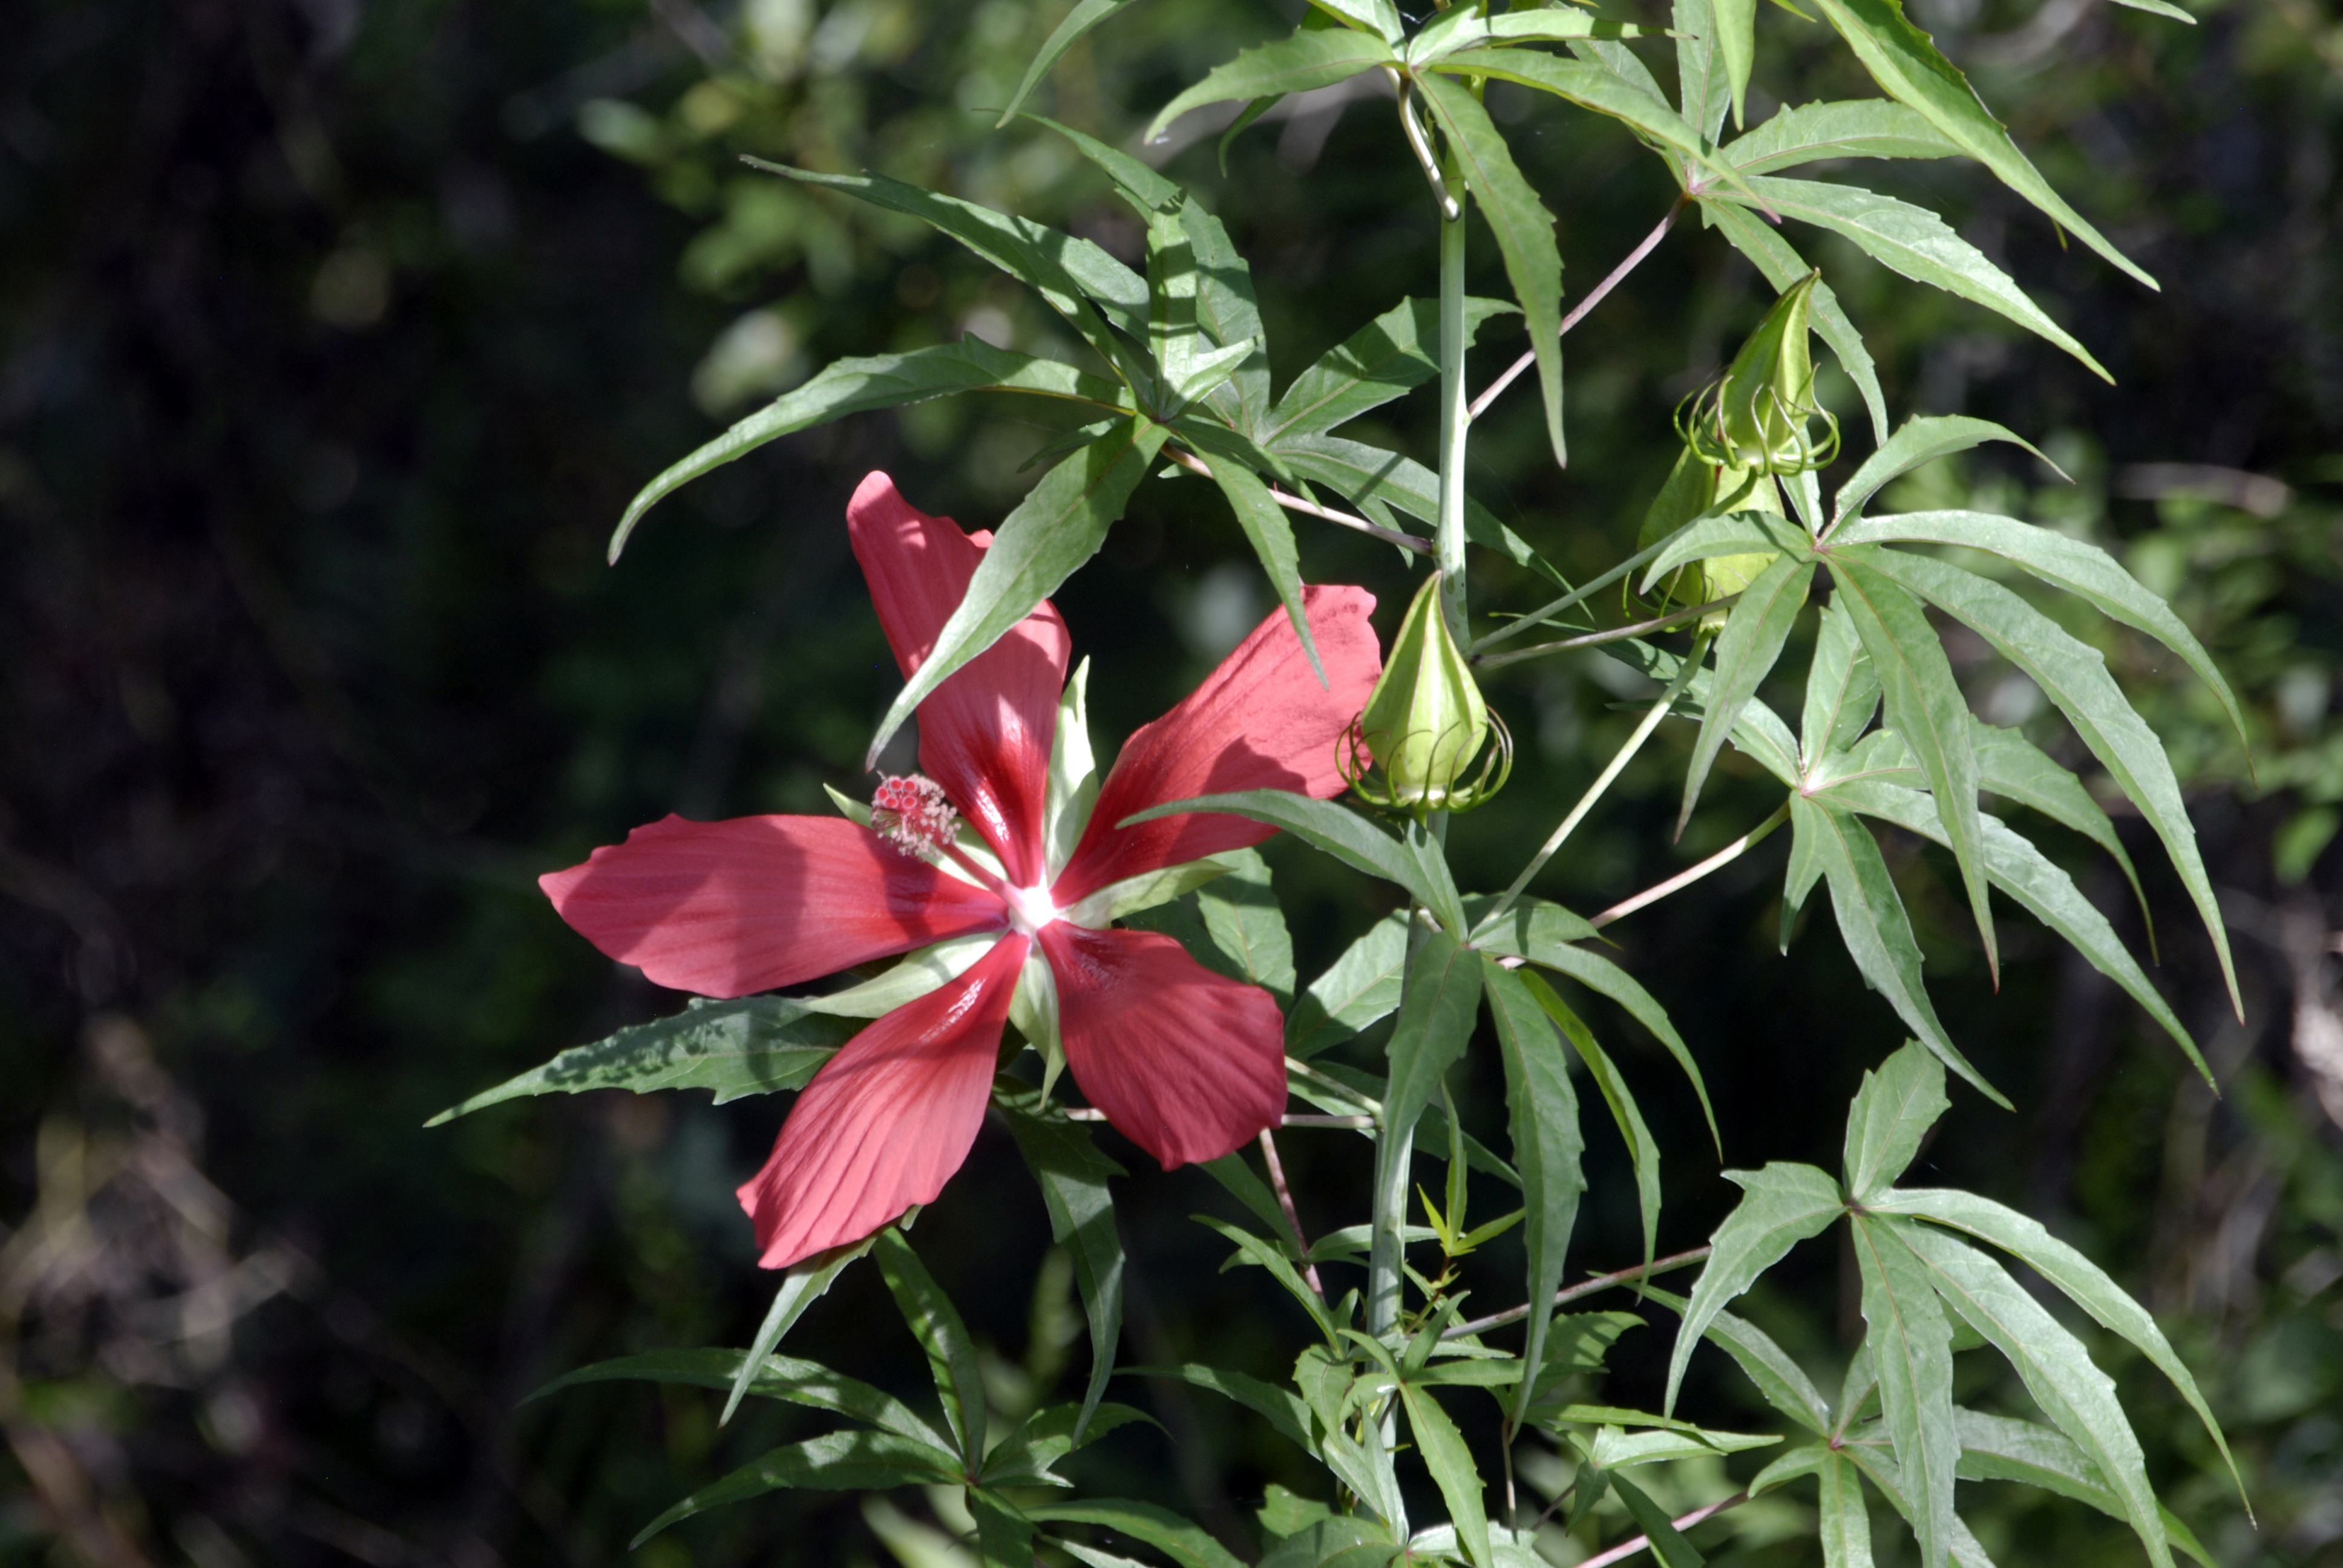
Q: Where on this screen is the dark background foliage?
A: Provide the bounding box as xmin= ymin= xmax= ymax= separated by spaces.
xmin=1 ymin=0 xmax=2338 ymax=1564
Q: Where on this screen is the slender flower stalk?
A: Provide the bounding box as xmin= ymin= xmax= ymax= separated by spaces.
xmin=1473 ymin=596 xmax=1737 ymax=671
xmin=1469 ymin=200 xmax=1684 ymax=422
xmin=1590 ymin=803 xmax=1792 ymax=929
xmin=1475 ymin=635 xmax=1709 ymax=934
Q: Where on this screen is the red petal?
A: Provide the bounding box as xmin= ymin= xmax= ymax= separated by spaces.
xmin=738 ymin=933 xmax=1028 ymax=1268
xmin=849 ymin=472 xmax=1069 ymax=887
xmin=1053 ymin=585 xmax=1381 ymax=907
xmin=540 ymin=814 xmax=1005 ymax=998
xmin=1039 ymin=923 xmax=1286 ymax=1170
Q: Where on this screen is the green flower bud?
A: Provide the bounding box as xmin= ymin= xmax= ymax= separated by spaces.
xmin=1637 ymin=448 xmax=1786 ymax=620
xmin=1342 ymin=572 xmax=1511 ymax=817
xmin=1677 ymin=270 xmax=1838 ymax=477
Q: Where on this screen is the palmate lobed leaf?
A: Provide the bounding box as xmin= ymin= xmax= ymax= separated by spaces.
xmin=873 ymin=1228 xmax=991 ymax=1468
xmin=1849 ymin=1214 xmax=1958 ymax=1568
xmin=1720 ymin=98 xmax=1959 ymax=174
xmin=1482 ymin=959 xmax=1587 ymax=1426
xmin=1666 ymin=1161 xmax=1844 ymax=1411
xmin=1262 ymin=296 xmax=1515 ymax=446
xmin=425 ymin=996 xmax=851 ymax=1125
xmin=1837 ymin=538 xmax=2241 ymax=1013
xmin=1680 ymin=553 xmax=1815 ymax=832
xmin=1145 ymin=28 xmax=1394 ymax=144
xmin=1122 ymin=788 xmax=1463 ymax=930
xmin=1842 ymin=1040 xmax=1948 ymax=1203
xmin=999 ymin=1092 xmax=1129 ymax=1442
xmin=1799 ymin=0 xmax=2154 ymax=287
xmin=1287 ymin=910 xmax=1411 ymax=1057
xmin=1830 ymin=415 xmax=2059 ymax=528
xmin=1398 ymin=1382 xmax=1492 ymax=1568
xmin=1643 ymin=1285 xmax=1833 ymax=1436
xmin=631 ymin=1428 xmax=963 ymax=1546
xmin=1702 ymin=177 xmax=2110 ymax=381
xmin=1518 ymin=971 xmax=1663 ymax=1273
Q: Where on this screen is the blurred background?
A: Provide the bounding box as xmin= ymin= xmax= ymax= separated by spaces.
xmin=2 ymin=0 xmax=2339 ymax=1563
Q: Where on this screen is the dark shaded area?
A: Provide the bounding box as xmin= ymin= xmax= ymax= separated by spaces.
xmin=1 ymin=1 xmax=2339 ymax=1564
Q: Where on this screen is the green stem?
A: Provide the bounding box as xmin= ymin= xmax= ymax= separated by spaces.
xmin=1473 ymin=632 xmax=1711 ymax=935
xmin=1435 ymin=176 xmax=1471 ymax=641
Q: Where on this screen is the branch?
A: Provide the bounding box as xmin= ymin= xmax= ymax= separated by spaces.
xmin=1473 ymin=596 xmax=1735 ymax=671
xmin=1590 ymin=802 xmax=1792 ymax=929
xmin=1443 ymin=1246 xmax=1713 ymax=1338
xmin=1469 ymin=199 xmax=1684 ymax=422
xmin=1257 ymin=1129 xmax=1326 ymax=1299
xmin=1163 ymin=446 xmax=1430 ymax=555
xmin=1578 ymin=1492 xmax=1749 ymax=1568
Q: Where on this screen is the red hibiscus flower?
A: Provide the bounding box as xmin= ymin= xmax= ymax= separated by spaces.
xmin=542 ymin=473 xmax=1381 ymax=1268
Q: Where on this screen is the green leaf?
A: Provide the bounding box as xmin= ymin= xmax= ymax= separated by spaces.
xmin=797 ymin=933 xmax=998 ymax=1020
xmin=1175 ymin=200 xmax=1273 ymax=433
xmin=1483 ymin=959 xmax=1588 ymax=1426
xmin=1000 ymin=1096 xmax=1129 ymax=1442
xmin=1198 ymin=1215 xmax=1338 ymax=1338
xmin=1723 ymin=99 xmax=1959 ymax=174
xmin=1791 ymin=796 xmax=2002 ymax=1103
xmin=1046 ymin=658 xmax=1100 ymax=881
xmin=1712 ymin=0 xmax=1755 ymax=129
xmin=1682 ymin=554 xmax=1815 ymax=832
xmin=1849 ymin=1214 xmax=1957 ymax=1568
xmin=1970 ymin=723 xmax=2149 ymax=933
xmin=1580 ymin=1416 xmax=1781 ymax=1465
xmin=1869 ymin=1186 xmax=2241 ymax=1501
xmin=1642 ymin=1285 xmax=1832 ymax=1435
xmin=1837 ymin=538 xmax=2240 ymax=1013
xmin=1194 ymin=846 xmax=1297 ymax=1004
xmin=1802 ymin=596 xmax=1882 ymax=766
xmin=1826 ymin=509 xmax=2250 ymax=759
xmin=1639 ymin=508 xmax=1814 ymax=587
xmin=1124 ymin=1363 xmax=1314 ymax=1452
xmin=1832 ymin=1446 xmax=1998 ymax=1568
xmin=426 ymin=998 xmax=851 ymax=1125
xmin=607 ymin=339 xmax=1132 ymax=560
xmin=873 ymin=1227 xmax=989 ymax=1468
xmin=631 ymin=1429 xmax=962 ymax=1546
xmin=1843 ymin=1040 xmax=1948 ymax=1201
xmin=1382 ymin=928 xmax=1486 ymax=1160
xmin=1027 ymin=1501 xmax=1247 ymax=1568
xmin=1817 ymin=1448 xmax=1878 ymax=1568
xmin=1747 ymin=1441 xmax=1827 ymax=1497
xmin=1673 ymin=0 xmax=1732 ymax=142
xmin=1825 ymin=778 xmax=2204 ymax=1079
xmin=1496 ymin=938 xmax=1714 ymax=1149
xmin=1310 ymin=0 xmax=1406 ymax=43
xmin=1406 ymin=4 xmax=1651 ymax=62
xmin=1797 ymin=0 xmax=2155 ymax=287
xmin=1438 ymin=49 xmax=1765 ymax=210
xmin=997 ymin=0 xmax=1141 ymax=126
xmin=723 ymin=1233 xmax=881 ymax=1423
xmin=868 ymin=417 xmax=1166 ymax=768
xmin=972 ymin=1489 xmax=1040 ymax=1568
xmin=1952 ymin=1409 xmax=2215 ymax=1568
xmin=1205 ymin=454 xmax=1323 ymax=686
xmin=1025 ymin=113 xmax=1184 ymax=212
xmin=979 ymin=1401 xmax=1153 ymax=1488
xmin=752 ymin=161 xmax=1152 ymax=367
xmin=1517 ymin=972 xmax=1662 ymax=1275
xmin=1710 ymin=177 xmax=2110 ymax=381
xmin=1830 ymin=416 xmax=2056 ymax=528
xmin=1829 ymin=550 xmax=1996 ymax=976
xmin=1398 ymin=1382 xmax=1492 ymax=1567
xmin=1264 ymin=296 xmax=1514 ymax=445
xmin=530 ymin=1347 xmax=949 ymax=1449
xmin=1898 ymin=1224 xmax=2172 ymax=1568
xmin=1415 ymin=71 xmax=1567 ymax=469
xmin=1698 ymin=201 xmax=1889 ymax=446
xmin=1608 ymin=1469 xmax=1705 ymax=1568
xmin=1666 ymin=1162 xmax=1844 ymax=1411
xmin=1145 ymin=29 xmax=1395 ymax=143
xmin=1288 ymin=912 xmax=1413 ymax=1057
xmin=1121 ymin=789 xmax=1464 ymax=932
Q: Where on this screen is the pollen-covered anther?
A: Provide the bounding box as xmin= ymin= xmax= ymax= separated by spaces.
xmin=870 ymin=774 xmax=959 ymax=856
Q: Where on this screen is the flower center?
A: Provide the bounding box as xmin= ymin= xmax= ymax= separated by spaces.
xmin=1003 ymin=883 xmax=1061 ymax=938
xmin=870 ymin=774 xmax=958 ymax=856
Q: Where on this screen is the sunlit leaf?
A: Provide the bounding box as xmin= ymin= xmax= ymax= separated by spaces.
xmin=1204 ymin=454 xmax=1323 ymax=685
xmin=1264 ymin=296 xmax=1515 ymax=445
xmin=1842 ymin=1040 xmax=1948 ymax=1201
xmin=869 ymin=417 xmax=1167 ymax=768
xmin=1121 ymin=789 xmax=1461 ymax=930
xmin=1849 ymin=1214 xmax=1956 ymax=1568
xmin=1828 ymin=550 xmax=1996 ymax=975
xmin=1802 ymin=596 xmax=1881 ymax=765
xmin=1027 ymin=1501 xmax=1248 ymax=1568
xmin=1682 ymin=553 xmax=1814 ymax=831
xmin=1817 ymin=1448 xmax=1877 ymax=1568
xmin=426 ymin=998 xmax=851 ymax=1125
xmin=1483 ymin=959 xmax=1588 ymax=1425
xmin=1518 ymin=971 xmax=1661 ymax=1272
xmin=1145 ymin=28 xmax=1395 ymax=143
xmin=1830 ymin=416 xmax=2054 ymax=528
xmin=873 ymin=1227 xmax=989 ymax=1468
xmin=1798 ymin=0 xmax=2155 ymax=287
xmin=1899 ymin=1224 xmax=2172 ymax=1568
xmin=1699 ymin=201 xmax=1890 ymax=445
xmin=1287 ymin=911 xmax=1412 ymax=1057
xmin=1415 ymin=72 xmax=1567 ymax=468
xmin=1666 ymin=1161 xmax=1843 ymax=1411
xmin=531 ymin=1346 xmax=949 ymax=1449
xmin=631 ymin=1429 xmax=961 ymax=1546
xmin=1643 ymin=1285 xmax=1832 ymax=1435
xmin=1723 ymin=99 xmax=1958 ymax=174
xmin=1952 ymin=1408 xmax=2217 ymax=1568
xmin=724 ymin=1233 xmax=881 ymax=1423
